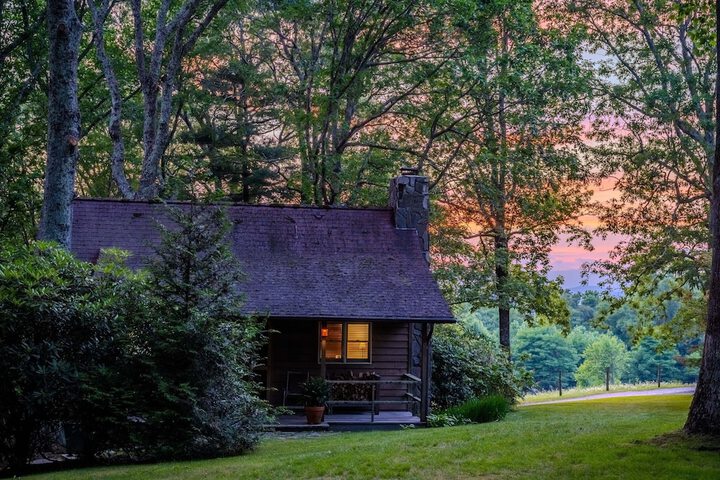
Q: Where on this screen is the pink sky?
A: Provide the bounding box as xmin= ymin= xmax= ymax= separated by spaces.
xmin=548 ymin=177 xmax=622 ymax=277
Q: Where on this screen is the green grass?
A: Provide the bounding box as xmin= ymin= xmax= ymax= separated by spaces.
xmin=28 ymin=395 xmax=720 ymax=480
xmin=520 ymin=382 xmax=693 ymax=404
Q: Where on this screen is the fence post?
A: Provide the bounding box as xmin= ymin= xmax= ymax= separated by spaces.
xmin=558 ymin=370 xmax=563 ymax=397
xmin=605 ymin=367 xmax=610 ymax=391
xmin=657 ymin=364 xmax=661 ymax=388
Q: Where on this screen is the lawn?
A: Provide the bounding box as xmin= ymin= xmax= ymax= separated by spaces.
xmin=29 ymin=395 xmax=720 ymax=480
xmin=520 ymin=382 xmax=694 ymax=404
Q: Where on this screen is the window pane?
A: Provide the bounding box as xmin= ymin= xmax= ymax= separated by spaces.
xmin=324 ymin=323 xmax=343 ymax=360
xmin=346 ymin=323 xmax=370 ymax=360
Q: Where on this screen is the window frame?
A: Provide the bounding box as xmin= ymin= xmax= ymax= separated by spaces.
xmin=318 ymin=321 xmax=372 ymax=364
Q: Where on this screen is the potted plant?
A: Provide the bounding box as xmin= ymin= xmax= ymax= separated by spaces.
xmin=302 ymin=376 xmax=330 ymax=424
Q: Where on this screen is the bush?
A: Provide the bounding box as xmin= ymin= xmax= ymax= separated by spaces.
xmin=431 ymin=323 xmax=531 ymax=409
xmin=426 ymin=413 xmax=471 ymax=428
xmin=0 ymin=205 xmax=273 ymax=473
xmin=0 ymin=243 xmax=108 ymax=471
xmin=445 ymin=395 xmax=511 ymax=423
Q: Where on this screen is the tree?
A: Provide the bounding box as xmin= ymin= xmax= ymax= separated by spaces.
xmin=0 ymin=1 xmax=46 ymax=244
xmin=575 ymin=334 xmax=629 ymax=387
xmin=38 ymin=0 xmax=81 ymax=247
xmin=566 ymin=326 xmax=601 ymax=365
xmin=685 ymin=0 xmax=720 ymax=436
xmin=258 ymin=0 xmax=454 ymax=205
xmin=144 ymin=204 xmax=271 ymax=456
xmin=560 ymin=0 xmax=713 ymax=347
xmin=434 ymin=0 xmax=592 ymax=350
xmin=626 ymin=336 xmax=683 ymax=383
xmin=515 ymin=326 xmax=579 ymax=390
xmin=87 ymin=0 xmax=232 ymax=199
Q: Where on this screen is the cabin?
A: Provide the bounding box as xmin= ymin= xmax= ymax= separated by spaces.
xmin=69 ymin=170 xmax=454 ymax=427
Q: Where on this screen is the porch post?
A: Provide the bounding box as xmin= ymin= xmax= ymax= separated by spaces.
xmin=320 ymin=320 xmax=327 ymax=379
xmin=420 ymin=322 xmax=432 ymax=423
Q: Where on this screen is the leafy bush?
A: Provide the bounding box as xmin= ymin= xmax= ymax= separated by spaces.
xmin=0 ymin=242 xmax=109 ymax=471
xmin=0 ymin=205 xmax=273 ymax=472
xmin=431 ymin=323 xmax=531 ymax=409
xmin=445 ymin=395 xmax=511 ymax=423
xmin=426 ymin=413 xmax=470 ymax=428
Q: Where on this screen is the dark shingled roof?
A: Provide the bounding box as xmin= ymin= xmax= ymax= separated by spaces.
xmin=70 ymin=199 xmax=454 ymax=323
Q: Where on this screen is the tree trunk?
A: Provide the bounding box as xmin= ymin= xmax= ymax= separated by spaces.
xmin=496 ymin=232 xmax=511 ymax=350
xmin=38 ymin=0 xmax=80 ymax=248
xmin=684 ymin=0 xmax=720 ymax=436
xmin=495 ymin=18 xmax=511 ymax=352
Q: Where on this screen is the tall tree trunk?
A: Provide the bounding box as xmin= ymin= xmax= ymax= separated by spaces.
xmin=684 ymin=0 xmax=720 ymax=435
xmin=38 ymin=0 xmax=80 ymax=248
xmin=496 ymin=231 xmax=511 ymax=350
xmin=496 ymin=17 xmax=510 ymax=351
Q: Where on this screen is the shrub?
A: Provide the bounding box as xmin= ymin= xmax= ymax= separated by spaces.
xmin=445 ymin=395 xmax=511 ymax=423
xmin=431 ymin=323 xmax=531 ymax=409
xmin=0 ymin=205 xmax=273 ymax=472
xmin=1 ymin=243 xmax=96 ymax=470
xmin=426 ymin=413 xmax=471 ymax=428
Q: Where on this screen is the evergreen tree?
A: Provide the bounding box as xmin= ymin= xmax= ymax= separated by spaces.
xmin=145 ymin=204 xmax=272 ymax=457
xmin=515 ymin=326 xmax=579 ymax=390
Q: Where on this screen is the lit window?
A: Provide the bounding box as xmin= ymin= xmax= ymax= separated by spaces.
xmin=325 ymin=323 xmax=343 ymax=360
xmin=346 ymin=323 xmax=370 ymax=360
xmin=320 ymin=322 xmax=371 ymax=362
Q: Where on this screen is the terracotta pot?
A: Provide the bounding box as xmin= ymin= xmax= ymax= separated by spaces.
xmin=305 ymin=405 xmax=325 ymax=424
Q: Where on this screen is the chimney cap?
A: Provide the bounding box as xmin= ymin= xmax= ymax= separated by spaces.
xmin=400 ymin=166 xmax=420 ymax=176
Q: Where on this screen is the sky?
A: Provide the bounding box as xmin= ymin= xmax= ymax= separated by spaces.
xmin=547 ymin=177 xmax=623 ymax=291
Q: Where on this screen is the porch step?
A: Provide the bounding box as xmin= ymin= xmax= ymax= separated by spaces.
xmin=268 ymin=422 xmax=330 ymax=432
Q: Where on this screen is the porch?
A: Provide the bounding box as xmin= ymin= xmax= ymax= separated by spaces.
xmin=262 ymin=319 xmax=434 ymax=423
xmin=272 ymin=411 xmax=422 ymax=432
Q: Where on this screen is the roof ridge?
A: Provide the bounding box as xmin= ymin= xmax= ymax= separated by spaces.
xmin=72 ymin=197 xmax=393 ymax=212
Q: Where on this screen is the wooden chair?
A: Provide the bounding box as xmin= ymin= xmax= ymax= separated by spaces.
xmin=282 ymin=371 xmax=309 ymax=409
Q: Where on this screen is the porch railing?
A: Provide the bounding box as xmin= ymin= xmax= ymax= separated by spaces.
xmin=326 ymin=373 xmax=421 ymax=422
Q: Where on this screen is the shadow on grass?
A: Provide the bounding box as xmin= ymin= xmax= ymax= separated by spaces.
xmin=647 ymin=430 xmax=720 ymax=452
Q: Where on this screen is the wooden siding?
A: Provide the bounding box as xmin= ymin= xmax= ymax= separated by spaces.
xmin=265 ymin=319 xmax=413 ymax=409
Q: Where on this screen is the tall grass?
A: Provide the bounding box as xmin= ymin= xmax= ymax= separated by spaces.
xmin=445 ymin=395 xmax=511 ymax=423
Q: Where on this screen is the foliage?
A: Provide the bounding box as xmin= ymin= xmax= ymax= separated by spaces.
xmin=301 ymin=377 xmax=331 ymax=407
xmin=626 ymin=337 xmax=687 ymax=384
xmin=575 ymin=334 xmax=629 ymax=387
xmin=0 ymin=242 xmax=108 ymax=472
xmin=431 ymin=322 xmax=531 ymax=409
xmin=515 ymin=326 xmax=580 ymax=390
xmin=141 ymin=204 xmax=272 ymax=458
xmin=566 ymin=326 xmax=601 ymax=365
xmin=444 ymin=395 xmax=511 ymax=424
xmin=559 ymin=0 xmax=714 ymax=344
xmin=431 ymin=0 xmax=591 ymax=347
xmin=0 ymin=204 xmax=272 ymax=472
xmin=426 ymin=413 xmax=471 ymax=428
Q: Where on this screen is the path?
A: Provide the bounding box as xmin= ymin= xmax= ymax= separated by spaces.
xmin=521 ymin=386 xmax=695 ymax=406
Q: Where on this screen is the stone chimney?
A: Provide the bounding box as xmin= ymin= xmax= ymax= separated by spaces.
xmin=389 ymin=167 xmax=430 ymax=263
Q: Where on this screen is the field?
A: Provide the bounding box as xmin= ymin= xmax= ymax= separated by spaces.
xmin=519 ymin=382 xmax=694 ymax=404
xmin=29 ymin=394 xmax=720 ymax=480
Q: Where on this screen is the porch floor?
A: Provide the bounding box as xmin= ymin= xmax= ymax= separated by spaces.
xmin=272 ymin=411 xmax=421 ymax=431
